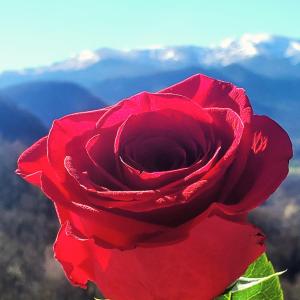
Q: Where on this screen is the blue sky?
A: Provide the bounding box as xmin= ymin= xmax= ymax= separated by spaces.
xmin=0 ymin=0 xmax=299 ymax=71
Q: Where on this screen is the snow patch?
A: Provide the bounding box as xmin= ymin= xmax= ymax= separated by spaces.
xmin=286 ymin=41 xmax=300 ymax=63
xmin=161 ymin=49 xmax=180 ymax=61
xmin=76 ymin=50 xmax=100 ymax=63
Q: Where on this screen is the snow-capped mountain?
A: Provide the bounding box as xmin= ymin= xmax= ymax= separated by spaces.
xmin=208 ymin=33 xmax=300 ymax=65
xmin=39 ymin=33 xmax=300 ymax=71
xmin=39 ymin=33 xmax=300 ymax=70
xmin=0 ymin=33 xmax=300 ymax=89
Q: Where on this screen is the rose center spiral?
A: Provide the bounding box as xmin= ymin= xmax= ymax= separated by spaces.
xmin=117 ymin=110 xmax=207 ymax=173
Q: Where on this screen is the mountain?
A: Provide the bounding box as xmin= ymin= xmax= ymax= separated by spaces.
xmin=1 ymin=81 xmax=106 ymax=126
xmin=0 ymin=95 xmax=47 ymax=144
xmin=0 ymin=34 xmax=300 ymax=89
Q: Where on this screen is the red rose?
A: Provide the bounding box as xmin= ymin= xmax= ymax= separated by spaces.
xmin=17 ymin=74 xmax=292 ymax=299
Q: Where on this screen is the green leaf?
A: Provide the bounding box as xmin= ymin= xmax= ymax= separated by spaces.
xmin=216 ymin=253 xmax=285 ymax=300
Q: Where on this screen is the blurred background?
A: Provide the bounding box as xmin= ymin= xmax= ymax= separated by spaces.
xmin=0 ymin=1 xmax=299 ymax=299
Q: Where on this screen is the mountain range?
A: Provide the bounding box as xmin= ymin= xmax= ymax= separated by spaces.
xmin=1 ymin=33 xmax=300 ymax=90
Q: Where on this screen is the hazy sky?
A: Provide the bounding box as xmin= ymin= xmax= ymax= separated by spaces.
xmin=0 ymin=0 xmax=299 ymax=71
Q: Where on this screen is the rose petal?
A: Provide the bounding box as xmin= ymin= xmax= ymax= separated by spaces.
xmin=47 ymin=108 xmax=108 ymax=179
xmin=220 ymin=115 xmax=293 ymax=213
xmin=85 ymin=125 xmax=131 ymax=190
xmin=217 ymin=124 xmax=253 ymax=203
xmin=40 ymin=173 xmax=176 ymax=249
xmin=16 ymin=136 xmax=48 ymax=186
xmin=159 ymin=73 xmax=253 ymax=124
xmin=54 ymin=215 xmax=265 ymax=300
xmin=96 ymin=92 xmax=213 ymax=129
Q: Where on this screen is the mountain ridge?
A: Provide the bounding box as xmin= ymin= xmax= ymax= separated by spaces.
xmin=1 ymin=81 xmax=106 ymax=126
xmin=0 ymin=95 xmax=47 ymax=144
xmin=1 ymin=33 xmax=300 ymax=89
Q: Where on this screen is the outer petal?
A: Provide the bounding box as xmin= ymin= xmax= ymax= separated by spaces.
xmin=54 ymin=215 xmax=265 ymax=300
xmin=221 ymin=115 xmax=293 ymax=213
xmin=96 ymin=91 xmax=213 ymax=129
xmin=16 ymin=136 xmax=48 ymax=186
xmin=40 ymin=174 xmax=186 ymax=249
xmin=47 ymin=108 xmax=108 ymax=179
xmin=159 ymin=73 xmax=253 ymax=124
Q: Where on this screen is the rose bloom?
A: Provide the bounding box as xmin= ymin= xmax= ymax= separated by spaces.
xmin=17 ymin=74 xmax=292 ymax=299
